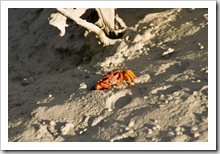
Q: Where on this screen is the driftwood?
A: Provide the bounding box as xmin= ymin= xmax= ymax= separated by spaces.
xmin=95 ymin=8 xmax=126 ymax=39
xmin=49 ymin=8 xmax=126 ymax=46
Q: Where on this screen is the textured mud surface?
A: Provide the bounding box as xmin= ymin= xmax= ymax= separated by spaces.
xmin=8 ymin=8 xmax=208 ymax=142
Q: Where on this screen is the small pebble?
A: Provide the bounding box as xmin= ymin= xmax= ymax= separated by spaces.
xmin=50 ymin=121 xmax=56 ymax=126
xmin=128 ymin=119 xmax=135 ymax=128
xmin=191 ymin=126 xmax=198 ymax=131
xmin=200 ymin=45 xmax=204 ymax=50
xmin=193 ymin=91 xmax=199 ymax=96
xmin=156 ymin=125 xmax=161 ymax=129
xmin=148 ymin=129 xmax=153 ymax=134
xmin=138 ymin=50 xmax=143 ymax=54
xmin=152 ymin=126 xmax=157 ymax=131
xmin=149 ymin=23 xmax=154 ymax=27
xmin=79 ymin=128 xmax=87 ymax=135
xmin=194 ymin=132 xmax=200 ymax=138
xmin=157 ymin=41 xmax=163 ymax=45
xmin=143 ymin=26 xmax=147 ymax=29
xmin=181 ymin=127 xmax=185 ymax=132
xmin=184 ymin=75 xmax=189 ymax=79
xmin=161 ymin=48 xmax=174 ymax=56
xmin=159 ymin=104 xmax=166 ymax=108
xmin=197 ymin=43 xmax=204 ymax=50
xmin=79 ymin=83 xmax=87 ymax=89
xmin=175 ymin=126 xmax=182 ymax=132
xmin=22 ymin=77 xmax=35 ymax=86
xmin=203 ymin=13 xmax=208 ymax=20
xmin=129 ymin=129 xmax=134 ymax=134
xmin=125 ymin=127 xmax=129 ymax=131
xmin=169 ymin=131 xmax=175 ymax=136
xmin=176 ymin=131 xmax=183 ymax=136
xmin=160 ymin=94 xmax=165 ymax=99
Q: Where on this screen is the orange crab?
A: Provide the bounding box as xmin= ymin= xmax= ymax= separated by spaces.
xmin=95 ymin=69 xmax=136 ymax=90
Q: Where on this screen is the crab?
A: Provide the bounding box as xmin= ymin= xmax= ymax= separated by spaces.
xmin=95 ymin=69 xmax=136 ymax=90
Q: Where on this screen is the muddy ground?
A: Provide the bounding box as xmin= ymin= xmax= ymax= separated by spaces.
xmin=8 ymin=8 xmax=208 ymax=142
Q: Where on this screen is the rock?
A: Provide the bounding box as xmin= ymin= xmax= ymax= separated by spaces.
xmin=61 ymin=123 xmax=75 ymax=135
xmin=78 ymin=128 xmax=87 ymax=135
xmin=50 ymin=120 xmax=56 ymax=126
xmin=194 ymin=132 xmax=201 ymax=138
xmin=148 ymin=129 xmax=153 ymax=134
xmin=175 ymin=126 xmax=182 ymax=132
xmin=161 ymin=48 xmax=174 ymax=57
xmin=79 ymin=82 xmax=87 ymax=89
xmin=22 ymin=76 xmax=36 ymax=86
xmin=191 ymin=126 xmax=198 ymax=131
xmin=197 ymin=43 xmax=204 ymax=50
xmin=128 ymin=119 xmax=136 ymax=128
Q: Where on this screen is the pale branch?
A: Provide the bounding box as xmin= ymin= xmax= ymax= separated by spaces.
xmin=49 ymin=12 xmax=68 ymax=37
xmin=95 ymin=8 xmax=115 ymax=35
xmin=95 ymin=8 xmax=126 ymax=38
xmin=57 ymin=8 xmax=116 ymax=46
xmin=67 ymin=8 xmax=88 ymax=18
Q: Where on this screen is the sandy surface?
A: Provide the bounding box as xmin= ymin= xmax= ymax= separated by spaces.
xmin=8 ymin=8 xmax=208 ymax=142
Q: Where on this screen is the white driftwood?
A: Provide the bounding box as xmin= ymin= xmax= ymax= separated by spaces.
xmin=49 ymin=9 xmax=88 ymax=37
xmin=49 ymin=12 xmax=68 ymax=37
xmin=95 ymin=8 xmax=115 ymax=35
xmin=67 ymin=8 xmax=88 ymax=18
xmin=57 ymin=8 xmax=116 ymax=46
xmin=95 ymin=8 xmax=126 ymax=38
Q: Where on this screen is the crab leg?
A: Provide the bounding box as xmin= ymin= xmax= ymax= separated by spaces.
xmin=118 ymin=72 xmax=124 ymax=83
xmin=122 ymin=70 xmax=136 ymax=85
xmin=95 ymin=81 xmax=113 ymax=90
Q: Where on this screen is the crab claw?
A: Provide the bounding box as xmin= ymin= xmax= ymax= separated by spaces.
xmin=122 ymin=70 xmax=136 ymax=85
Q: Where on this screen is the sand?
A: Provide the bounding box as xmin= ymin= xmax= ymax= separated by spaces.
xmin=8 ymin=8 xmax=208 ymax=142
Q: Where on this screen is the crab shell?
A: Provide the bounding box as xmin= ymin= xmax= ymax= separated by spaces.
xmin=95 ymin=69 xmax=136 ymax=90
